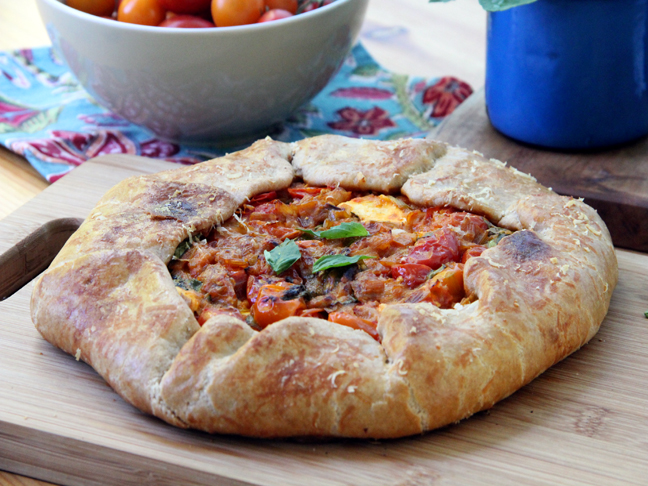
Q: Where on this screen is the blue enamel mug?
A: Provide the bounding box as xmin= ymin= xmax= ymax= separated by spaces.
xmin=486 ymin=0 xmax=648 ymax=149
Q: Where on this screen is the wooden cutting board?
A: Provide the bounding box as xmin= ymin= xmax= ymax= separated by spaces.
xmin=0 ymin=155 xmax=647 ymax=486
xmin=429 ymin=89 xmax=648 ymax=253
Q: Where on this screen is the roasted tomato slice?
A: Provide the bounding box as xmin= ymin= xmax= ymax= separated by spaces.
xmin=328 ymin=311 xmax=380 ymax=341
xmin=461 ymin=245 xmax=486 ymax=263
xmin=287 ymin=187 xmax=324 ymax=199
xmin=249 ymin=191 xmax=278 ymax=206
xmin=391 ymin=263 xmax=432 ymax=289
xmin=251 ymin=284 xmax=305 ymax=328
xmin=406 ymin=262 xmax=465 ymax=309
xmin=406 ymin=227 xmax=459 ymax=269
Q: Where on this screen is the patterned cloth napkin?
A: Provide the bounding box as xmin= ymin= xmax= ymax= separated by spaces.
xmin=0 ymin=43 xmax=472 ymax=183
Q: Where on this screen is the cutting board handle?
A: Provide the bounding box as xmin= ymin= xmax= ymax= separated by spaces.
xmin=0 ymin=218 xmax=82 ymax=301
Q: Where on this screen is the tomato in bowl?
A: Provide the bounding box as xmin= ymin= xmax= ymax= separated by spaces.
xmin=35 ymin=0 xmax=368 ymax=142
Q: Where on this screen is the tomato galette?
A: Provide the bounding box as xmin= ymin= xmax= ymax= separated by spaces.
xmin=31 ymin=135 xmax=618 ymax=438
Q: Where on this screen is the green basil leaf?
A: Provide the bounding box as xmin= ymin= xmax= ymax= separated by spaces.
xmin=312 ymin=254 xmax=375 ymax=273
xmin=264 ymin=239 xmax=301 ymax=275
xmin=173 ymin=238 xmax=192 ymax=259
xmin=299 ymin=222 xmax=369 ymax=239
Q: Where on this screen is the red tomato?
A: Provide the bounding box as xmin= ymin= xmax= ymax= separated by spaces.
xmin=249 ymin=191 xmax=278 ymax=205
xmin=252 ymin=284 xmax=305 ymax=328
xmin=391 ymin=263 xmax=432 ymax=289
xmin=287 ymin=187 xmax=324 ymax=199
xmin=118 ymin=0 xmax=166 ymax=25
xmin=158 ymin=0 xmax=211 ymax=14
xmin=461 ymin=245 xmax=486 ymax=264
xmin=328 ymin=311 xmax=380 ymax=341
xmin=406 ymin=228 xmax=460 ymax=269
xmin=159 ymin=14 xmax=215 ymax=26
xmin=264 ymin=0 xmax=297 ymax=14
xmin=426 ymin=263 xmax=465 ymax=309
xmin=211 ymin=0 xmax=264 ymax=26
xmin=226 ymin=266 xmax=248 ymax=299
xmin=258 ymin=8 xmax=294 ymax=22
xmin=67 ymin=0 xmax=116 ymax=17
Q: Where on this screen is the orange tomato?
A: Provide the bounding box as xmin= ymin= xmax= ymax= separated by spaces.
xmin=426 ymin=263 xmax=465 ymax=308
xmin=251 ymin=284 xmax=305 ymax=328
xmin=264 ymin=0 xmax=297 ymax=14
xmin=211 ymin=0 xmax=264 ymax=26
xmin=67 ymin=0 xmax=116 ymax=17
xmin=118 ymin=0 xmax=166 ymax=25
xmin=328 ymin=311 xmax=380 ymax=341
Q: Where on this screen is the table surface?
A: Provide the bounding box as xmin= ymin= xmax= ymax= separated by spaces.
xmin=0 ymin=1 xmax=487 ymax=485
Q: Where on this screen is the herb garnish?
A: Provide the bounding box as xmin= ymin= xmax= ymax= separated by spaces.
xmin=312 ymin=254 xmax=375 ymax=273
xmin=264 ymin=239 xmax=302 ymax=275
xmin=173 ymin=238 xmax=193 ymax=259
xmin=299 ymin=222 xmax=369 ymax=239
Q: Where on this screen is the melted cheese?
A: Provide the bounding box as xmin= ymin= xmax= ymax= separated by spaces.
xmin=339 ymin=195 xmax=406 ymax=223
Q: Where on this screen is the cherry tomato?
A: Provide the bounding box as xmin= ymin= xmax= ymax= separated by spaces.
xmin=328 ymin=311 xmax=380 ymax=341
xmin=211 ymin=0 xmax=264 ymax=27
xmin=252 ymin=284 xmax=305 ymax=328
xmin=258 ymin=8 xmax=293 ymax=22
xmin=118 ymin=0 xmax=166 ymax=25
xmin=226 ymin=266 xmax=248 ymax=299
xmin=461 ymin=245 xmax=486 ymax=264
xmin=426 ymin=263 xmax=465 ymax=309
xmin=67 ymin=0 xmax=116 ymax=17
xmin=264 ymin=0 xmax=297 ymax=14
xmin=287 ymin=187 xmax=324 ymax=199
xmin=249 ymin=191 xmax=278 ymax=205
xmin=391 ymin=263 xmax=432 ymax=289
xmin=159 ymin=14 xmax=215 ymax=26
xmin=406 ymin=228 xmax=460 ymax=269
xmin=158 ymin=0 xmax=211 ymax=14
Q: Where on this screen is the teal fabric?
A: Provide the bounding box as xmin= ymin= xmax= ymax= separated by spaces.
xmin=0 ymin=44 xmax=472 ymax=182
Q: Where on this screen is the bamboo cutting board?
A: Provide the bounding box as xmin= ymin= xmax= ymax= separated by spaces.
xmin=0 ymin=155 xmax=647 ymax=486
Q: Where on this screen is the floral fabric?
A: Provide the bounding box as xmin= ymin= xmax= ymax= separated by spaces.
xmin=0 ymin=44 xmax=472 ymax=183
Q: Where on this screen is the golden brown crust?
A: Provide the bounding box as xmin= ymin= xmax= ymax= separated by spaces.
xmin=31 ymin=135 xmax=618 ymax=438
xmin=292 ymin=134 xmax=446 ymax=192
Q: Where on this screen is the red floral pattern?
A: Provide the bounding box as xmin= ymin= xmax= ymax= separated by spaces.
xmin=422 ymin=76 xmax=473 ymax=118
xmin=10 ymin=130 xmax=137 ymax=166
xmin=0 ymin=99 xmax=40 ymax=129
xmin=327 ymin=106 xmax=396 ymax=136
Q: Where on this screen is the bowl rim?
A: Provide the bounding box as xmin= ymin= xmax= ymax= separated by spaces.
xmin=37 ymin=0 xmax=357 ymax=34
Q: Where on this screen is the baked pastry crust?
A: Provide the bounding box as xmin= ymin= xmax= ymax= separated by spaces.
xmin=31 ymin=135 xmax=618 ymax=438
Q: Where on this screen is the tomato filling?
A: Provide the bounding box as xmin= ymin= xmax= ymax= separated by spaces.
xmin=169 ymin=184 xmax=512 ymax=341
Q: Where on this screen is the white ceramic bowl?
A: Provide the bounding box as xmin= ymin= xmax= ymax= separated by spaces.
xmin=36 ymin=0 xmax=369 ymax=143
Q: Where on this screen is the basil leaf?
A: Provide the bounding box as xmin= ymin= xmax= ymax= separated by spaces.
xmin=299 ymin=222 xmax=369 ymax=239
xmin=264 ymin=239 xmax=301 ymax=275
xmin=312 ymin=254 xmax=375 ymax=273
xmin=173 ymin=238 xmax=192 ymax=259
